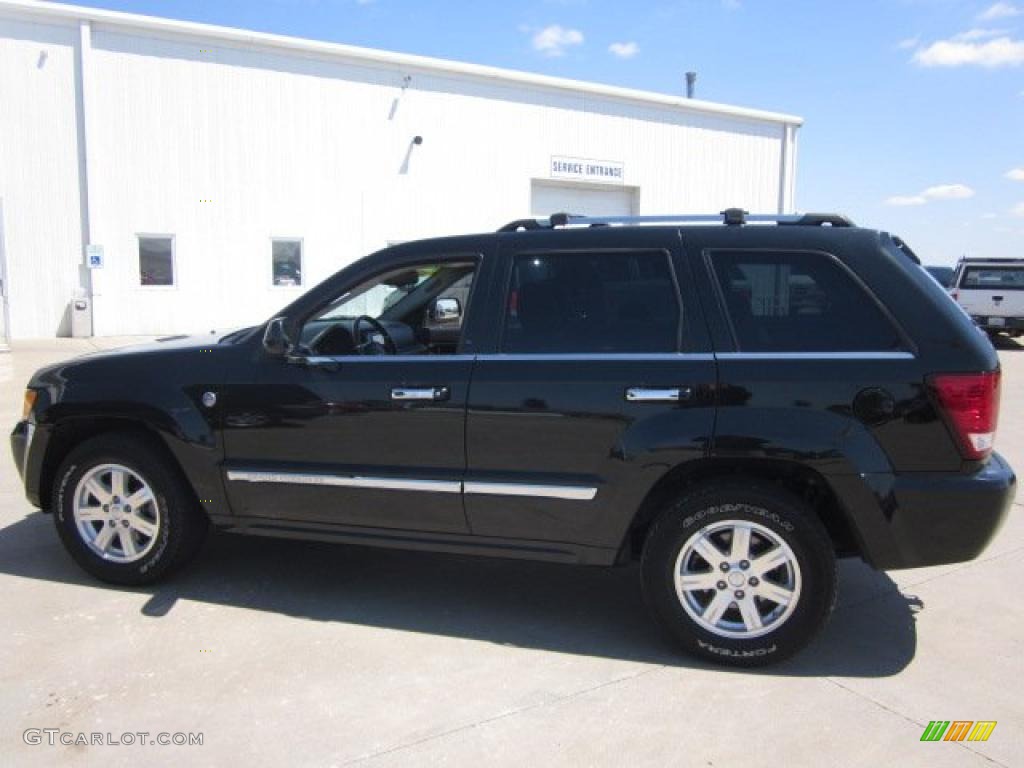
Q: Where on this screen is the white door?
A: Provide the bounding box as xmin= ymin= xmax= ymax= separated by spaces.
xmin=530 ymin=182 xmax=636 ymax=218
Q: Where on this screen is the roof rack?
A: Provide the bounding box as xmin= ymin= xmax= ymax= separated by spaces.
xmin=497 ymin=209 xmax=855 ymax=232
xmin=955 ymin=256 xmax=1024 ymax=263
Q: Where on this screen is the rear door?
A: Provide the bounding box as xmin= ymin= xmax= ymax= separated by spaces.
xmin=955 ymin=262 xmax=1024 ymax=327
xmin=464 ymin=227 xmax=717 ymax=557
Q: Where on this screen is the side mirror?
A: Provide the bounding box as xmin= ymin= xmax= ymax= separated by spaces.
xmin=431 ymin=297 xmax=462 ymax=323
xmin=262 ymin=317 xmax=292 ymax=356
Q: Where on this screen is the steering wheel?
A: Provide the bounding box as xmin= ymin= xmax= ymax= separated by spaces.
xmin=352 ymin=315 xmax=398 ymax=356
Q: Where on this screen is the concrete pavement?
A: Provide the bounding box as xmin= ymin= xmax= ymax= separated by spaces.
xmin=1 ymin=337 xmax=1021 ymax=767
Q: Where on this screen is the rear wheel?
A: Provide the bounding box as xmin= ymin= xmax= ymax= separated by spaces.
xmin=53 ymin=433 xmax=208 ymax=585
xmin=641 ymin=481 xmax=836 ymax=666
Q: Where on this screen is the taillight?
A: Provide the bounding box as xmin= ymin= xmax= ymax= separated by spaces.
xmin=928 ymin=371 xmax=1001 ymax=460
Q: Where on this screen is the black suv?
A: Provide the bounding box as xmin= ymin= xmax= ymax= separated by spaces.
xmin=11 ymin=210 xmax=1016 ymax=666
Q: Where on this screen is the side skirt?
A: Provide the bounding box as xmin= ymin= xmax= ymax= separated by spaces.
xmin=207 ymin=514 xmax=619 ymax=566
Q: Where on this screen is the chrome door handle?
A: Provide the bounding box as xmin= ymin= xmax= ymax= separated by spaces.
xmin=391 ymin=387 xmax=449 ymax=401
xmin=625 ymin=386 xmax=692 ymax=403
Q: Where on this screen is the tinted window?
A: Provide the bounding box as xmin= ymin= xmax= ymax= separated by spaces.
xmin=138 ymin=236 xmax=174 ymax=286
xmin=502 ymin=251 xmax=681 ymax=353
xmin=711 ymin=251 xmax=902 ymax=352
xmin=961 ymin=266 xmax=1024 ymax=290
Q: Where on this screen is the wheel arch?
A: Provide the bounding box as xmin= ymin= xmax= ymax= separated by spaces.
xmin=620 ymin=458 xmax=863 ymax=563
xmin=39 ymin=417 xmax=203 ymax=514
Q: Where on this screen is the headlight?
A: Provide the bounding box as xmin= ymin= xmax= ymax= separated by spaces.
xmin=22 ymin=389 xmax=38 ymax=421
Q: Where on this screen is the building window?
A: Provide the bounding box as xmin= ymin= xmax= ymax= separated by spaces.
xmin=138 ymin=236 xmax=175 ymax=287
xmin=272 ymin=239 xmax=303 ymax=287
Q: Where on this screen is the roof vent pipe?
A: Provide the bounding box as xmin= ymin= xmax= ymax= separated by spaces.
xmin=685 ymin=71 xmax=697 ymax=99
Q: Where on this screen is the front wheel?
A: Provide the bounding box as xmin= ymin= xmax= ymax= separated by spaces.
xmin=53 ymin=433 xmax=208 ymax=585
xmin=641 ymin=482 xmax=837 ymax=666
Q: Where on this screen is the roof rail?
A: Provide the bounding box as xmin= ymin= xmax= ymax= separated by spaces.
xmin=956 ymin=256 xmax=1024 ymax=263
xmin=497 ymin=210 xmax=855 ymax=232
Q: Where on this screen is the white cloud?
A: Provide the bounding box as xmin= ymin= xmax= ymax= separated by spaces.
xmin=979 ymin=2 xmax=1022 ymax=20
xmin=922 ymin=183 xmax=976 ymax=200
xmin=531 ymin=25 xmax=584 ymax=57
xmin=896 ymin=36 xmax=920 ymax=50
xmin=608 ymin=41 xmax=639 ymax=59
xmin=982 ymin=212 xmax=999 ymax=219
xmin=1006 ymin=167 xmax=1024 ymax=180
xmin=886 ymin=183 xmax=975 ymax=206
xmin=886 ymin=195 xmax=928 ymax=206
xmin=953 ymin=28 xmax=1009 ymax=41
xmin=1012 ymin=201 xmax=1024 ymax=217
xmin=913 ymin=35 xmax=1024 ymax=67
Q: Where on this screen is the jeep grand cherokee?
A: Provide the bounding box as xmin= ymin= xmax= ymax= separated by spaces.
xmin=10 ymin=210 xmax=1015 ymax=666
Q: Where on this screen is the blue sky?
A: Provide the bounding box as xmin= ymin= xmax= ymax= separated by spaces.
xmin=55 ymin=0 xmax=1024 ymax=264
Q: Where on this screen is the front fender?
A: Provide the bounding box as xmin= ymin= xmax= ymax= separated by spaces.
xmin=27 ymin=344 xmax=231 ymax=518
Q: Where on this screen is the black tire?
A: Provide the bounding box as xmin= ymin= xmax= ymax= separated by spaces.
xmin=641 ymin=481 xmax=837 ymax=667
xmin=53 ymin=432 xmax=208 ymax=585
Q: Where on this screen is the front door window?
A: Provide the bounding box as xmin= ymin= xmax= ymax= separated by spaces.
xmin=300 ymin=262 xmax=476 ymax=357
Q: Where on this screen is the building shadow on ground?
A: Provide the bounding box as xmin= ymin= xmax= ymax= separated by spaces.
xmin=0 ymin=511 xmax=921 ymax=678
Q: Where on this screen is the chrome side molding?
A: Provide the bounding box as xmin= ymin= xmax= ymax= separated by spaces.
xmin=463 ymin=481 xmax=597 ymax=501
xmin=225 ymin=470 xmax=462 ymax=494
xmin=226 ymin=470 xmax=598 ymax=501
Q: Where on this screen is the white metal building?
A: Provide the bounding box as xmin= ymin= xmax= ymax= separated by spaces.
xmin=0 ymin=0 xmax=802 ymax=339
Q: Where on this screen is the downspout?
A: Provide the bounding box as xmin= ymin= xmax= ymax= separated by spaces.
xmin=74 ymin=19 xmax=96 ymax=336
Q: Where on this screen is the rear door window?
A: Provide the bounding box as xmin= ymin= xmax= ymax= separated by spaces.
xmin=710 ymin=250 xmax=903 ymax=353
xmin=961 ymin=266 xmax=1024 ymax=290
xmin=501 ymin=250 xmax=682 ymax=353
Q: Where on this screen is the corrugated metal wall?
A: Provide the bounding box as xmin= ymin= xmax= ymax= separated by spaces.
xmin=0 ymin=16 xmax=85 ymax=338
xmin=1 ymin=10 xmax=792 ymax=338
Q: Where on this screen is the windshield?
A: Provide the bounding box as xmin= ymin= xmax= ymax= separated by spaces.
xmin=318 ymin=267 xmax=439 ymax=320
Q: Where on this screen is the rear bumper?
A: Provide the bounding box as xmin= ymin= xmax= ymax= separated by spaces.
xmin=970 ymin=315 xmax=1024 ymax=332
xmin=836 ymin=453 xmax=1016 ymax=570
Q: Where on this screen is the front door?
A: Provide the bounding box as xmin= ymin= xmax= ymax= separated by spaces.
xmin=464 ymin=228 xmax=718 ymax=554
xmin=221 ymin=252 xmax=485 ymax=534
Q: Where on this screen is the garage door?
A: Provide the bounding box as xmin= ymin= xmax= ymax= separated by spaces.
xmin=530 ymin=182 xmax=636 ymax=218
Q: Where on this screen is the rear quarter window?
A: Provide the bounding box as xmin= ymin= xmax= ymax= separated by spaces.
xmin=709 ymin=250 xmax=903 ymax=353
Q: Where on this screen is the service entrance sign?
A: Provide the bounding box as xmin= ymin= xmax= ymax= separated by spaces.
xmin=550 ymin=156 xmax=625 ymax=185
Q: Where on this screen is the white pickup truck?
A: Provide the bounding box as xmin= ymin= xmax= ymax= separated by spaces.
xmin=952 ymin=258 xmax=1024 ymax=337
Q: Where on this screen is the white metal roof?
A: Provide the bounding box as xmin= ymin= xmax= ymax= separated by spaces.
xmin=0 ymin=0 xmax=804 ymax=127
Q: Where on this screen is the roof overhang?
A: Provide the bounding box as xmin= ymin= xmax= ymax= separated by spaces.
xmin=0 ymin=0 xmax=804 ymax=127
